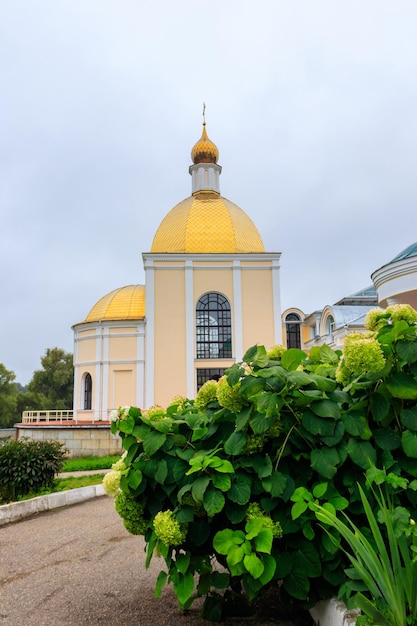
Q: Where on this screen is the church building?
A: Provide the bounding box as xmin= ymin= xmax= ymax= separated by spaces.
xmin=72 ymin=121 xmax=282 ymax=420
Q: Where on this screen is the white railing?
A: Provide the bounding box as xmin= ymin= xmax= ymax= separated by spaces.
xmin=22 ymin=410 xmax=75 ymax=424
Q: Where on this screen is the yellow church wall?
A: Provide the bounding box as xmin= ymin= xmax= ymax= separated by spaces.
xmin=107 ymin=367 xmax=136 ymax=409
xmin=241 ymin=269 xmax=275 ymax=351
xmin=77 ymin=337 xmax=97 ymax=363
xmin=108 ymin=335 xmax=137 ymax=361
xmin=153 ymin=268 xmax=187 ymax=407
xmin=193 ymin=266 xmax=234 ymax=303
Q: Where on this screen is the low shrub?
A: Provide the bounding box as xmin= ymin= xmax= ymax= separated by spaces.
xmin=106 ymin=304 xmax=417 ymax=621
xmin=0 ymin=437 xmax=66 ymax=502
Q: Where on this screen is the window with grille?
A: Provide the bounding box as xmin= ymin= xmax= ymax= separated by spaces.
xmin=83 ymin=373 xmax=92 ymax=410
xmin=196 ymin=293 xmax=232 ymax=359
xmin=196 ymin=368 xmax=226 ymax=390
xmin=285 ymin=313 xmax=301 ymax=349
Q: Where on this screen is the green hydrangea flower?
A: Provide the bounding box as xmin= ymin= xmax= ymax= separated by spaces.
xmin=115 ymin=492 xmax=148 ymax=536
xmin=246 ymin=503 xmax=282 ymax=539
xmin=343 ymin=333 xmax=386 ymax=376
xmin=267 ymin=344 xmax=287 ymax=360
xmin=364 ymin=307 xmax=388 ymax=331
xmin=245 ymin=434 xmax=265 ymax=454
xmin=386 ymin=303 xmax=417 ymax=324
xmin=216 ymin=376 xmax=243 ymax=413
xmin=335 ymin=360 xmax=352 ymax=385
xmin=153 ymin=510 xmax=187 ymax=546
xmin=168 ymin=395 xmax=187 ymax=413
xmin=195 ymin=380 xmax=219 ymax=411
xmin=102 ymin=470 xmax=122 ymax=497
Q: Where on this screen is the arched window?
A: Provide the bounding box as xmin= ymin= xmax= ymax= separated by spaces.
xmin=325 ymin=315 xmax=335 ymax=338
xmin=83 ymin=373 xmax=92 ymax=410
xmin=285 ymin=313 xmax=301 ymax=349
xmin=196 ymin=293 xmax=232 ymax=359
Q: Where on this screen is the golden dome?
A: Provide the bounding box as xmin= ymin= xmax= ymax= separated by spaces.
xmin=191 ymin=123 xmax=219 ymax=164
xmin=85 ymin=285 xmax=145 ymax=322
xmin=151 ymin=193 xmax=265 ymax=253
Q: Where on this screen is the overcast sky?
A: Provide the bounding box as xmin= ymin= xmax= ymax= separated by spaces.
xmin=2 ymin=1 xmax=417 ymax=385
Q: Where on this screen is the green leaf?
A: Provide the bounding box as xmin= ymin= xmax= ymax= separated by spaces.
xmin=228 ymin=474 xmax=252 ymax=505
xmin=235 ymin=406 xmax=252 ymax=431
xmin=252 ymin=345 xmax=269 ymax=368
xmin=369 ymin=392 xmax=390 ymax=422
xmin=211 ymin=472 xmax=231 ymax=491
xmin=312 ymin=482 xmax=328 ymax=498
xmin=118 ymin=415 xmax=135 ymax=434
xmin=173 ymin=572 xmax=194 ymax=606
xmin=154 ymin=570 xmax=167 ymax=598
xmin=342 ymin=413 xmax=372 ymax=440
xmin=213 ymin=528 xmax=245 ymax=554
xmin=293 ymin=541 xmax=321 ymax=577
xmin=386 ymin=372 xmax=417 ymax=399
xmin=281 ymin=348 xmax=306 ymax=371
xmin=321 ymin=420 xmax=346 ymax=447
xmin=227 ymin=545 xmax=245 ymax=568
xmin=402 ymin=429 xmax=417 ymax=458
xmin=203 ymin=488 xmax=225 ymax=516
xmin=283 ymin=569 xmax=310 ymax=600
xmin=142 ymin=431 xmax=167 ymax=456
xmin=311 ymin=399 xmax=341 ymax=419
xmin=291 ymin=500 xmax=308 ymax=520
xmin=259 ymin=554 xmax=276 ymax=585
xmin=310 ymin=448 xmax=340 ymax=479
xmin=286 ymin=370 xmax=314 ymax=388
xmin=244 ymin=553 xmax=264 ymax=579
xmin=400 ymin=407 xmax=417 ymax=431
xmin=261 ymin=471 xmax=287 ymax=497
xmin=175 ymin=552 xmax=190 ymax=574
xmin=308 ymin=374 xmax=337 ymax=392
xmin=374 ymin=428 xmax=401 ymax=451
xmin=256 ymin=392 xmax=280 ymax=418
xmin=226 ymin=365 xmax=245 ymax=387
xmin=127 ymin=468 xmax=143 ymax=490
xmin=396 ymin=340 xmax=417 ymax=364
xmin=224 ymin=431 xmax=247 ymax=455
xmin=347 ymin=439 xmax=377 ymax=469
xmin=154 ymin=459 xmax=168 ymax=484
xmin=302 ymin=411 xmax=336 ymax=437
xmin=319 ymin=344 xmax=340 ymax=365
xmin=192 ymin=476 xmax=210 ymax=501
xmin=208 ymin=456 xmax=235 ymax=473
xmin=250 ymin=411 xmax=272 ymax=434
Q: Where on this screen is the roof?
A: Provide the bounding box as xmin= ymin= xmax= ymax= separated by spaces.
xmin=391 ymin=242 xmax=417 ymax=263
xmin=150 ymin=192 xmax=265 ymax=254
xmin=84 ymin=285 xmax=145 ymax=322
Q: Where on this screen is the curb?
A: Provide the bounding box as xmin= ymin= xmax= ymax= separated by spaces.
xmin=0 ymin=485 xmax=106 ymax=526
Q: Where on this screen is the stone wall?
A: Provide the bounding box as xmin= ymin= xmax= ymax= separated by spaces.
xmin=16 ymin=425 xmax=122 ymax=458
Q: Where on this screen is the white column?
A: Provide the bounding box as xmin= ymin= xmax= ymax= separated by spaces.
xmin=233 ymin=260 xmax=243 ymax=361
xmin=144 ymin=258 xmax=155 ymax=408
xmin=185 ymin=260 xmax=195 ymax=398
xmin=272 ymin=257 xmax=282 ymax=345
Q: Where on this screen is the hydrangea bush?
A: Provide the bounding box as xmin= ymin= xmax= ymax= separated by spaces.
xmin=106 ymin=305 xmax=417 ymax=621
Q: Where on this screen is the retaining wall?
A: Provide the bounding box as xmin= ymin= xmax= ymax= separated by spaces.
xmin=16 ymin=424 xmax=122 ymax=458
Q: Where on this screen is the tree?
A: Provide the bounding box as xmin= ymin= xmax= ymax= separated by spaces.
xmin=28 ymin=348 xmax=74 ymax=409
xmin=0 ymin=363 xmax=18 ymax=427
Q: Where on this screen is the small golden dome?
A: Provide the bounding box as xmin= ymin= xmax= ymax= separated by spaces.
xmin=151 ymin=193 xmax=264 ymax=253
xmin=191 ymin=123 xmax=219 ymax=164
xmin=85 ymin=285 xmax=145 ymax=322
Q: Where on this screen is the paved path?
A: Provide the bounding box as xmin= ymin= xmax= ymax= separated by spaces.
xmin=0 ymin=497 xmax=304 ymax=626
xmin=0 ymin=496 xmax=199 ymax=626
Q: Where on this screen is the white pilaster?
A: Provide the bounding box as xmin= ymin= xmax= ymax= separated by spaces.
xmin=143 ymin=256 xmax=155 ymax=408
xmin=233 ymin=260 xmax=243 ymax=361
xmin=185 ymin=260 xmax=195 ymax=398
xmin=272 ymin=257 xmax=282 ymax=344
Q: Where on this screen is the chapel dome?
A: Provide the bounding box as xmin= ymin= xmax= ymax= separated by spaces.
xmin=151 ymin=193 xmax=265 ymax=253
xmin=84 ymin=285 xmax=145 ymax=322
xmin=191 ymin=123 xmax=219 ymax=164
